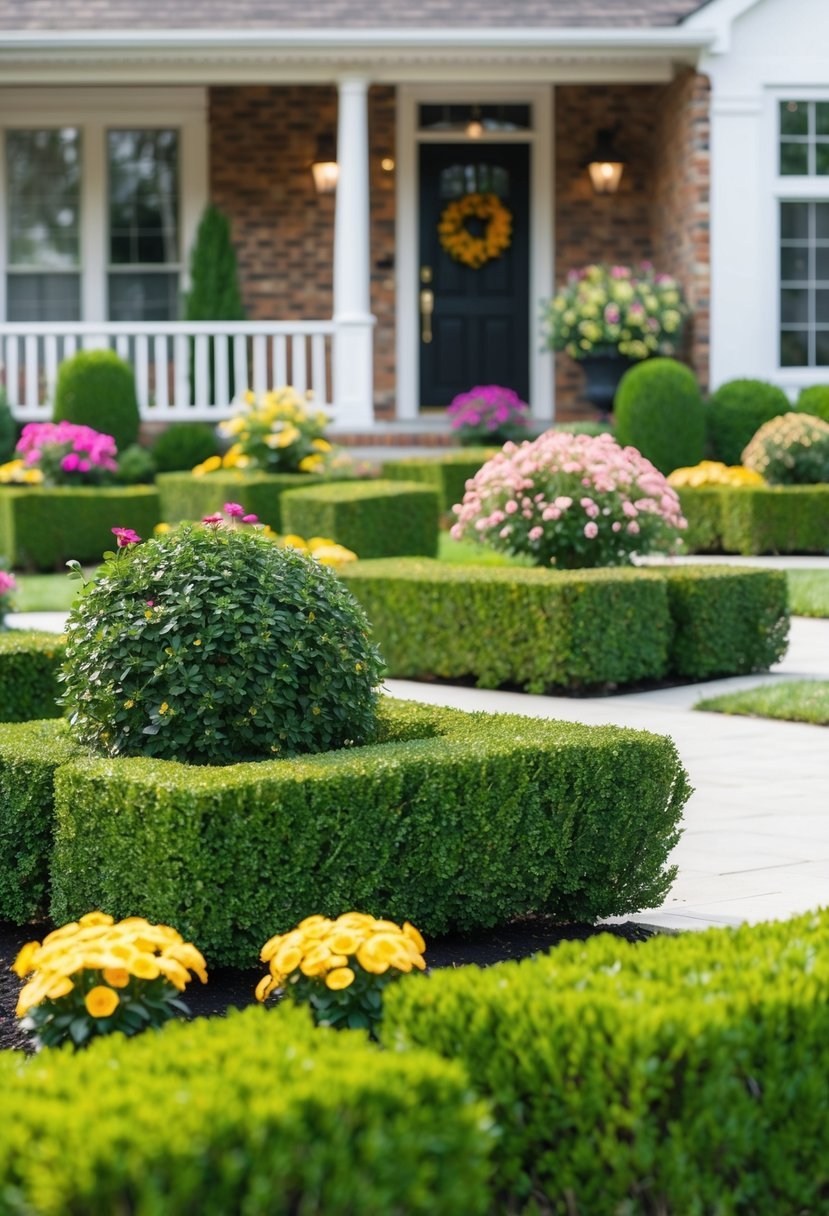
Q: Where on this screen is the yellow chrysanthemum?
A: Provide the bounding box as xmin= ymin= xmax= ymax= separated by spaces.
xmin=11 ymin=941 xmax=40 ymax=978
xmin=85 ymin=986 xmax=120 ymax=1018
xmin=103 ymin=967 xmax=131 ymax=988
xmin=325 ymin=966 xmax=355 ymax=990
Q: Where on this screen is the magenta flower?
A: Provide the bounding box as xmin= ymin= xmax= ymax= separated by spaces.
xmin=0 ymin=571 xmax=17 ymax=595
xmin=111 ymin=527 xmax=142 ymax=548
xmin=202 ymin=514 xmax=224 ymax=527
xmin=242 ymin=514 xmax=259 ymax=524
xmin=223 ymin=502 xmax=245 ymax=518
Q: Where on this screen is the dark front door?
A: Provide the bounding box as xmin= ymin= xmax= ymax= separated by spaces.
xmin=418 ymin=142 xmax=530 ymax=408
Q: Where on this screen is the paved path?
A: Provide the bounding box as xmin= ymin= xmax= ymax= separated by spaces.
xmin=11 ymin=585 xmax=829 ymax=933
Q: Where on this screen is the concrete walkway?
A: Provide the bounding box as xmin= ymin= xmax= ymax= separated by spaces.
xmin=10 ymin=579 xmax=829 ymax=933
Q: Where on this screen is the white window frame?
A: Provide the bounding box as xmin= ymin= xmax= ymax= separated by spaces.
xmin=768 ymin=87 xmax=829 ymax=385
xmin=0 ymin=87 xmax=208 ymax=323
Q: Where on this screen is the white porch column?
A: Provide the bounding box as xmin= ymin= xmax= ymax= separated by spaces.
xmin=332 ymin=76 xmax=375 ymax=428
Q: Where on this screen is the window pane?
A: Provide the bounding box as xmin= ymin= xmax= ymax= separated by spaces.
xmin=817 ymin=103 xmax=829 ymax=136
xmin=781 ymin=288 xmax=809 ymax=324
xmin=816 ymin=331 xmax=829 ymax=365
xmin=780 ymin=329 xmax=809 ymax=366
xmin=816 ymin=204 xmax=829 ymax=240
xmin=6 ymin=273 xmax=81 ymax=322
xmin=816 ymin=247 xmax=829 ymax=279
xmin=781 ymin=202 xmax=809 ymax=240
xmin=6 ymin=128 xmax=80 ymax=268
xmin=816 ymin=143 xmax=829 ymax=176
xmin=781 ymin=245 xmax=809 ymax=281
xmin=108 ymin=272 xmax=179 ymax=321
xmin=816 ymin=290 xmax=829 ymax=322
xmin=780 ymin=142 xmax=809 ymax=175
xmin=780 ymin=100 xmax=809 ymax=137
xmin=108 ymin=129 xmax=179 ymax=266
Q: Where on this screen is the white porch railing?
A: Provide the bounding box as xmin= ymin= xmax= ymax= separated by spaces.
xmin=0 ymin=321 xmax=338 ymax=423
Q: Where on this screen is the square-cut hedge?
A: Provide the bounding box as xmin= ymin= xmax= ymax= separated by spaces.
xmin=0 ymin=630 xmax=65 ymax=722
xmin=342 ymin=560 xmax=788 ymax=690
xmin=385 ymin=910 xmax=829 ymax=1215
xmin=0 ymin=486 xmax=160 ymax=570
xmin=381 ymin=450 xmax=495 ymax=513
xmin=281 ymin=479 xmax=439 ymax=558
xmin=35 ymin=700 xmax=690 ymax=965
xmin=0 ymin=718 xmax=79 ymax=922
xmin=157 ymin=470 xmax=350 ymax=531
xmin=680 ymin=485 xmax=829 ymax=555
xmin=0 ymin=1002 xmax=492 ymax=1216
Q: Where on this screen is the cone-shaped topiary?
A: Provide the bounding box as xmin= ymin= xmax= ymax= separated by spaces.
xmin=59 ymin=512 xmax=383 ymax=763
xmin=742 ymin=411 xmax=829 ymax=485
xmin=796 ymin=385 xmax=829 ymax=424
xmin=183 ymin=205 xmax=245 ymax=324
xmin=705 ymin=379 xmax=789 ymax=465
xmin=53 ymin=350 xmax=140 ymax=453
xmin=614 ymin=357 xmax=705 ymax=474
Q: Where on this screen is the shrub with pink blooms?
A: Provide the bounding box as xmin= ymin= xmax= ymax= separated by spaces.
xmin=451 ymin=431 xmax=687 ymax=568
xmin=447 ymin=385 xmax=532 ymax=446
xmin=13 ymin=421 xmax=118 ymax=487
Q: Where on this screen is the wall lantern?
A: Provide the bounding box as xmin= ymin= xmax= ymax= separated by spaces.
xmin=585 ymin=127 xmax=626 ymax=195
xmin=311 ymin=133 xmax=339 ymax=194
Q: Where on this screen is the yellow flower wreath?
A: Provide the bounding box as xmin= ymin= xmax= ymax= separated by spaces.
xmin=438 ymin=191 xmax=513 ymax=270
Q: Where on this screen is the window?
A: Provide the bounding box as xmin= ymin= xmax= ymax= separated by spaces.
xmin=108 ymin=129 xmax=180 ymax=321
xmin=779 ymin=100 xmax=829 ymax=176
xmin=419 ymin=104 xmax=531 ymax=134
xmin=779 ymin=201 xmax=829 ymax=366
xmin=5 ymin=128 xmax=81 ymax=321
xmin=439 ymin=163 xmax=510 ymax=199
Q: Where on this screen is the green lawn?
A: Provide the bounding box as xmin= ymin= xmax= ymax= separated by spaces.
xmin=436 ymin=533 xmax=533 ymax=567
xmin=14 ymin=573 xmax=82 ymax=612
xmin=787 ymin=569 xmax=829 ymax=618
xmin=696 ymin=680 xmax=829 ymax=727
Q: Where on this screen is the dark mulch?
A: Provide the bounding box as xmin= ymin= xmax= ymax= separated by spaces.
xmin=0 ymin=915 xmax=653 ymax=1053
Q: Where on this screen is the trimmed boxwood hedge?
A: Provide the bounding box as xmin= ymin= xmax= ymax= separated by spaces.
xmin=385 ymin=910 xmax=829 ymax=1215
xmin=0 ymin=630 xmax=64 ymax=722
xmin=0 ymin=700 xmax=690 ymax=964
xmin=0 ymin=486 xmax=160 ymax=570
xmin=0 ymin=719 xmax=78 ymax=922
xmin=342 ymin=560 xmax=788 ymax=690
xmin=0 ymin=1002 xmax=491 ymax=1216
xmin=157 ymin=470 xmax=349 ymax=531
xmin=680 ymin=485 xmax=829 ymax=555
xmin=381 ymin=450 xmax=495 ymax=513
xmin=281 ymin=479 xmax=439 ymax=558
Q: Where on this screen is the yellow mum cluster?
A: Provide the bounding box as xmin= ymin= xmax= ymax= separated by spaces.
xmin=0 ymin=459 xmax=43 ymax=485
xmin=256 ymin=912 xmax=426 ymax=1001
xmin=438 ymin=192 xmax=513 ymax=270
xmin=667 ymin=461 xmax=766 ymax=489
xmin=13 ymin=912 xmax=207 ymax=1018
xmin=192 ymin=388 xmax=332 ymax=476
xmin=273 ymin=532 xmax=358 ymax=570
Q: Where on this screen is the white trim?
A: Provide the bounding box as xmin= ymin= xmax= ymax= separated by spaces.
xmin=0 ymin=87 xmax=208 ymax=324
xmin=684 ymin=0 xmax=765 ymax=55
xmin=396 ymin=84 xmax=554 ymax=422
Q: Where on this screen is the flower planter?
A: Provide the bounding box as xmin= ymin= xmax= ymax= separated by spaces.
xmin=580 ymin=353 xmax=638 ymax=417
xmin=0 ymin=486 xmax=161 ymax=571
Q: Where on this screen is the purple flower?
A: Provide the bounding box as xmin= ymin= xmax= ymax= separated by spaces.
xmin=242 ymin=514 xmax=259 ymax=524
xmin=223 ymin=502 xmax=245 ymax=518
xmin=111 ymin=527 xmax=142 ymax=548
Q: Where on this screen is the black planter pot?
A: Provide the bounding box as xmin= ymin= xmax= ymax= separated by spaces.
xmin=580 ymin=354 xmax=637 ymax=418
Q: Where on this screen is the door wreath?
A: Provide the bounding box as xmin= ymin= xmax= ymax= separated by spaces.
xmin=438 ymin=192 xmax=513 ymax=270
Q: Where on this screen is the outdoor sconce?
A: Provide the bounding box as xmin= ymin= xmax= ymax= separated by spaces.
xmin=586 ymin=127 xmax=626 ymax=195
xmin=311 ymin=133 xmax=339 ymax=194
xmin=465 ymin=106 xmax=484 ymax=140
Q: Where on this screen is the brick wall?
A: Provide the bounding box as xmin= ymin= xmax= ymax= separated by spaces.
xmin=651 ymin=69 xmax=711 ymax=392
xmin=208 ymin=84 xmax=397 ymax=411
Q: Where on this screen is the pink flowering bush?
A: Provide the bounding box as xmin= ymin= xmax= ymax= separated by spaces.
xmin=447 ymin=385 xmax=531 ymax=446
xmin=451 ymin=430 xmax=687 ymax=568
xmin=14 ymin=421 xmax=118 ymax=486
xmin=0 ymin=569 xmax=16 ymax=629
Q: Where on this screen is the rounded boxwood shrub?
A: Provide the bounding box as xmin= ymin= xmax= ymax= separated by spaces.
xmin=742 ymin=411 xmax=829 ymax=484
xmin=706 ymin=378 xmax=789 ymax=465
xmin=152 ymin=422 xmax=220 ymax=473
xmin=59 ymin=515 xmax=383 ymax=763
xmin=114 ymin=444 xmax=157 ymax=485
xmin=796 ymin=384 xmax=829 ymax=423
xmin=53 ymin=349 xmax=140 ymax=453
xmin=614 ymin=357 xmax=705 ymax=473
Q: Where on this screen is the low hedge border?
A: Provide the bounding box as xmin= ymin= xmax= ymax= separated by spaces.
xmin=0 ymin=1002 xmax=492 ymax=1216
xmin=0 ymin=630 xmax=65 ymax=723
xmin=0 ymin=700 xmax=690 ymax=965
xmin=0 ymin=486 xmax=161 ymax=571
xmin=342 ymin=560 xmax=788 ymax=691
xmin=381 ymin=450 xmax=495 ymax=513
xmin=385 ymin=910 xmax=829 ymax=1215
xmin=157 ymin=470 xmax=350 ymax=531
xmin=680 ymin=485 xmax=829 ymax=555
xmin=281 ymin=479 xmax=440 ymax=559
